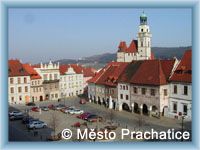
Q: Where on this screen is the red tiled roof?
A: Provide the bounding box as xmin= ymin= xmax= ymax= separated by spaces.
xmin=8 ymin=60 xmax=29 ymax=77
xmin=118 ymin=41 xmax=127 ymax=51
xmin=59 ymin=64 xmax=96 ymax=77
xmin=23 ymin=64 xmax=41 ymax=80
xmin=88 ymin=62 xmax=128 ymax=86
xmin=130 ymin=59 xmax=175 ymax=86
xmin=82 ymin=67 xmax=96 ymax=77
xmin=170 ymin=50 xmax=192 ymax=83
xmin=118 ymin=40 xmax=138 ymax=53
xmin=118 ymin=61 xmax=143 ymax=83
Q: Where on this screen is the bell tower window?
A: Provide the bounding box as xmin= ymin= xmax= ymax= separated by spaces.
xmin=141 ymin=41 xmax=143 ymax=47
xmin=141 ymin=29 xmax=143 ymax=32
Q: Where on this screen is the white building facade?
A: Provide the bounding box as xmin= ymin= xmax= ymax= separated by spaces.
xmin=60 ymin=66 xmax=84 ymax=98
xmin=8 ymin=60 xmax=31 ymax=104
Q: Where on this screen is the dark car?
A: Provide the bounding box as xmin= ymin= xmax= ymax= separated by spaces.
xmin=77 ymin=112 xmax=91 ymax=120
xmin=40 ymin=106 xmax=49 ymax=111
xmin=9 ymin=114 xmax=24 ymax=121
xmin=87 ymin=115 xmax=103 ymax=122
xmin=22 ymin=117 xmax=39 ymax=125
xmin=26 ymin=102 xmax=36 ymax=106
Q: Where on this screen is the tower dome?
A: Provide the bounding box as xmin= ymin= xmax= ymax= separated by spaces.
xmin=140 ymin=11 xmax=147 ymax=25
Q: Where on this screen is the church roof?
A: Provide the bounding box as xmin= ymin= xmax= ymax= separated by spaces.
xmin=170 ymin=49 xmax=192 ymax=83
xmin=118 ymin=40 xmax=138 ymax=53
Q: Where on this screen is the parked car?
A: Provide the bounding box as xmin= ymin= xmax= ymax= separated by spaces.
xmin=63 ymin=107 xmax=75 ymax=114
xmin=27 ymin=121 xmax=47 ymax=129
xmin=71 ymin=122 xmax=81 ymax=128
xmin=48 ymin=104 xmax=56 ymax=110
xmin=40 ymin=106 xmax=49 ymax=111
xmin=86 ymin=115 xmax=103 ymax=122
xmin=22 ymin=117 xmax=39 ymax=125
xmin=9 ymin=111 xmax=23 ymax=116
xmin=79 ymin=98 xmax=87 ymax=104
xmin=26 ymin=102 xmax=36 ymax=106
xmin=9 ymin=114 xmax=24 ymax=121
xmin=55 ymin=104 xmax=66 ymax=110
xmin=31 ymin=106 xmax=40 ymax=112
xmin=77 ymin=112 xmax=91 ymax=119
xmin=69 ymin=109 xmax=84 ymax=115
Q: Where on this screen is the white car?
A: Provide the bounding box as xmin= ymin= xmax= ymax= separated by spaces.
xmin=27 ymin=121 xmax=47 ymax=129
xmin=69 ymin=109 xmax=84 ymax=115
xmin=9 ymin=111 xmax=23 ymax=116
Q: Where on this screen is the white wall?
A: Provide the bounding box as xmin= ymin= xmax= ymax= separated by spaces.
xmin=8 ymin=76 xmax=31 ymax=104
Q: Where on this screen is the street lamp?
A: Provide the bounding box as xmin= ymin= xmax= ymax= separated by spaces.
xmin=181 ymin=115 xmax=185 ymax=141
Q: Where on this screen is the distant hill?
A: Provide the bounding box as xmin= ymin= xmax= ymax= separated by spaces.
xmin=152 ymin=46 xmax=191 ymax=59
xmin=53 ymin=46 xmax=191 ymax=69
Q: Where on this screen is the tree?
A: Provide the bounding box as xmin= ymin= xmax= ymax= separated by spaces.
xmin=49 ymin=111 xmax=60 ymax=137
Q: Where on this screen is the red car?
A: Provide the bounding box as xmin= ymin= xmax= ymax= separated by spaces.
xmin=48 ymin=104 xmax=55 ymax=110
xmin=71 ymin=122 xmax=81 ymax=128
xmin=79 ymin=99 xmax=87 ymax=104
xmin=31 ymin=107 xmax=40 ymax=112
xmin=77 ymin=112 xmax=91 ymax=120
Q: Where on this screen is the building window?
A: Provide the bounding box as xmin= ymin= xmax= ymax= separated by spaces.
xmin=123 ymin=86 xmax=125 ymax=90
xmin=18 ymin=87 xmax=22 ymax=93
xmin=120 ymin=94 xmax=123 ymax=99
xmin=120 ymin=85 xmax=122 ymax=90
xmin=174 ymin=85 xmax=177 ymax=94
xmin=49 ymin=74 xmax=52 ymax=80
xmin=184 ymin=86 xmax=188 ymax=95
xmin=55 ymin=94 xmax=58 ymax=98
xmin=17 ymin=78 xmax=21 ymax=84
xmin=141 ymin=29 xmax=143 ymax=32
xmin=141 ymin=88 xmax=146 ymax=95
xmin=19 ymin=96 xmax=22 ymax=101
xmin=126 ymin=85 xmax=128 ymax=90
xmin=141 ymin=41 xmax=143 ymax=47
xmin=43 ymin=74 xmax=47 ymax=80
xmin=10 ymin=78 xmax=14 ymax=84
xmin=54 ymin=74 xmax=58 ymax=80
xmin=183 ymin=105 xmax=188 ymax=115
xmin=11 ymin=97 xmax=14 ymax=102
xmin=173 ymin=103 xmax=177 ymax=113
xmin=51 ymin=94 xmax=54 ymax=99
xmin=10 ymin=87 xmax=14 ymax=93
xmin=133 ymin=87 xmax=137 ymax=94
xmin=126 ymin=95 xmax=129 ymax=100
xmin=24 ymin=77 xmax=27 ymax=83
xmin=150 ymin=89 xmax=155 ymax=96
xmin=164 ymin=89 xmax=168 ymax=96
xmin=25 ymin=86 xmax=28 ymax=92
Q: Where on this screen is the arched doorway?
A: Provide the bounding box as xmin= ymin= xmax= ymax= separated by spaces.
xmin=40 ymin=96 xmax=43 ymax=101
xmin=142 ymin=104 xmax=148 ymax=115
xmin=134 ymin=103 xmax=139 ymax=113
xmin=98 ymin=97 xmax=101 ymax=105
xmin=122 ymin=103 xmax=130 ymax=112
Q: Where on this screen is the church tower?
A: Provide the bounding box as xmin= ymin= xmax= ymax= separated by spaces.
xmin=137 ymin=12 xmax=152 ymax=60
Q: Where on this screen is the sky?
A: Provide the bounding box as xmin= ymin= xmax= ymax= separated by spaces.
xmin=8 ymin=8 xmax=192 ymax=63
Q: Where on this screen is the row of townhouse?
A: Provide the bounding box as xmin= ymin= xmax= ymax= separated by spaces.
xmin=8 ymin=60 xmax=96 ymax=105
xmin=88 ymin=50 xmax=192 ymax=120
